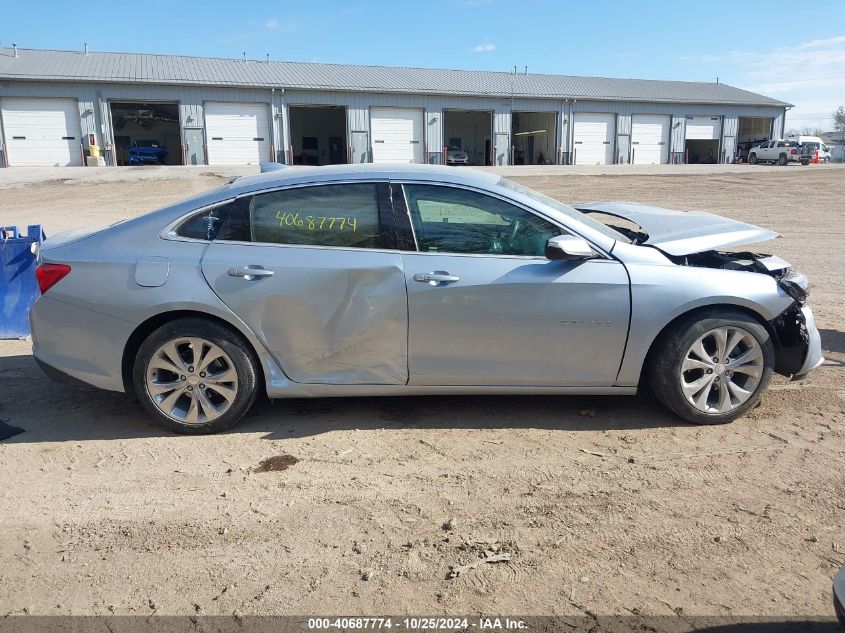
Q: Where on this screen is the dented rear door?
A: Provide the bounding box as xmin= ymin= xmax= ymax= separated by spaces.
xmin=200 ymin=181 xmax=409 ymax=385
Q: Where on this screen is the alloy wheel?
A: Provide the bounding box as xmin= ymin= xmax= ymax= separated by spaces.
xmin=145 ymin=337 xmax=239 ymax=424
xmin=679 ymin=326 xmax=764 ymax=414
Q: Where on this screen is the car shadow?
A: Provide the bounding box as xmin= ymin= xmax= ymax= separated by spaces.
xmin=820 ymin=328 xmax=845 ymax=355
xmin=1 ymin=352 xmax=687 ymax=443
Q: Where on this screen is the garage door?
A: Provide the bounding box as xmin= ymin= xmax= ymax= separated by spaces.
xmin=1 ymin=98 xmax=82 ymax=166
xmin=204 ymin=102 xmax=271 ymax=165
xmin=685 ymin=116 xmax=722 ymax=140
xmin=573 ymin=113 xmax=615 ymax=165
xmin=631 ymin=114 xmax=670 ymax=164
xmin=371 ymin=107 xmax=424 ymax=163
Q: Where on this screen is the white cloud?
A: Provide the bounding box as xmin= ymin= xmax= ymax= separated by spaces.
xmin=682 ymin=35 xmax=845 ymax=131
xmin=471 ymin=43 xmax=495 ymax=53
xmin=265 ymin=19 xmax=279 ymax=29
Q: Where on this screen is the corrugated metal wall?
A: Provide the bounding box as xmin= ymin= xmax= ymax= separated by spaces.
xmin=563 ymin=100 xmax=785 ymax=164
xmin=0 ymin=80 xmax=787 ymax=167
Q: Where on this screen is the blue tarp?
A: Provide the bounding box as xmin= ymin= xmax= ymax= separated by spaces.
xmin=1 ymin=225 xmax=45 ymax=339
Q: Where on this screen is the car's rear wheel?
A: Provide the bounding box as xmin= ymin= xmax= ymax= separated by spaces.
xmin=778 ymin=153 xmax=788 ymax=166
xmin=748 ymin=153 xmax=757 ymax=164
xmin=133 ymin=318 xmax=259 ymax=434
xmin=648 ymin=310 xmax=775 ymax=425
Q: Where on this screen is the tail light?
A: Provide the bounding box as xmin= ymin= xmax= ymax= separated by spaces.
xmin=35 ymin=263 xmax=71 ymax=294
xmin=790 ymin=149 xmax=797 ymax=155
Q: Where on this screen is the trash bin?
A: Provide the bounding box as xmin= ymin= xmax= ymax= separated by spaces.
xmin=1 ymin=225 xmax=46 ymax=339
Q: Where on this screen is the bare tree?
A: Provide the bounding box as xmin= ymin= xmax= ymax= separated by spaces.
xmin=834 ymin=106 xmax=845 ymax=137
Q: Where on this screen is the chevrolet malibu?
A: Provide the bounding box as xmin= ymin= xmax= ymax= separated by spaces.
xmin=30 ymin=165 xmax=823 ymax=433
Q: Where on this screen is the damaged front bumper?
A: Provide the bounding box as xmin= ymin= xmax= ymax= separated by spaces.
xmin=771 ymin=304 xmax=824 ymax=379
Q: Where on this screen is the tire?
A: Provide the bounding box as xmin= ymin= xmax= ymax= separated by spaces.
xmin=647 ymin=309 xmax=775 ymax=425
xmin=801 ymin=159 xmax=810 ymax=166
xmin=748 ymin=153 xmax=757 ymax=164
xmin=132 ymin=317 xmax=259 ymax=434
xmin=824 ymin=156 xmax=830 ymax=164
xmin=778 ymin=154 xmax=788 ymax=166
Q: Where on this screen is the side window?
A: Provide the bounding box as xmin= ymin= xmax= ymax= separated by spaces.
xmin=403 ymin=184 xmax=563 ymax=256
xmin=218 ymin=183 xmax=391 ymax=249
xmin=174 ymin=202 xmax=231 ymax=240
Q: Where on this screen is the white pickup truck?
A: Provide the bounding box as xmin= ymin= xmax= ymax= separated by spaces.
xmin=747 ymin=139 xmax=809 ymax=166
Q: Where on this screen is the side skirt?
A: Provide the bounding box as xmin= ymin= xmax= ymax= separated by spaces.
xmin=266 ymin=382 xmax=638 ymax=398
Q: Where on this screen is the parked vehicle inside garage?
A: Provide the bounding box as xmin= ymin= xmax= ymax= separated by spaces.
xmin=29 ymin=165 xmax=822 ymax=433
xmin=128 ymin=140 xmax=169 ymax=165
xmin=445 ymin=145 xmax=470 ymax=165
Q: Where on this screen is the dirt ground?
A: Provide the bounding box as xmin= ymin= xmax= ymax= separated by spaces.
xmin=0 ymin=167 xmax=843 ymax=623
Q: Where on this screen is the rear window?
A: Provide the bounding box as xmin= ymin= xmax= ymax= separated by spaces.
xmin=215 ymin=183 xmax=395 ymax=249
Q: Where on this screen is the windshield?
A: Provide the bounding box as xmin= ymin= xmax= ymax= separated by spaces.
xmin=496 ymin=177 xmax=631 ymax=242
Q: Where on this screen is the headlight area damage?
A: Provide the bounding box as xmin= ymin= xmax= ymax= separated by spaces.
xmin=670 ymin=251 xmax=824 ymax=380
xmin=668 ymin=252 xmax=817 ymax=379
xmin=575 ymin=202 xmax=823 ymax=380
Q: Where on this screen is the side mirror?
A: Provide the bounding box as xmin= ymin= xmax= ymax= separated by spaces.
xmin=544 ymin=235 xmax=595 ymax=261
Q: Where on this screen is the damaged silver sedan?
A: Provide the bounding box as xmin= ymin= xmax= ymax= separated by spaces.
xmin=29 ymin=165 xmax=823 ymax=433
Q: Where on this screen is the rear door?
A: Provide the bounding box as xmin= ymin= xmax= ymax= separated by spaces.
xmin=396 ymin=183 xmax=630 ymax=387
xmin=200 ymin=181 xmax=409 ymax=385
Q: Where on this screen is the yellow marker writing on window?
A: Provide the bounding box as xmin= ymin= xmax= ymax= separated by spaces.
xmin=276 ymin=211 xmax=358 ymax=232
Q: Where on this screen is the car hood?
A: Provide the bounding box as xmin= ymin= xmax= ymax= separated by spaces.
xmin=574 ymin=202 xmax=780 ymax=256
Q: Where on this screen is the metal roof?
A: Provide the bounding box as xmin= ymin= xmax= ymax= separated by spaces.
xmin=0 ymin=47 xmax=790 ymax=107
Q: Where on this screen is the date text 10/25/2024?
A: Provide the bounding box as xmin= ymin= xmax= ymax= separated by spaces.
xmin=307 ymin=617 xmax=528 ymax=630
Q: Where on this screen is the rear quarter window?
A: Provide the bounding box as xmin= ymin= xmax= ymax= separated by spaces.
xmin=174 ymin=203 xmax=231 ymax=240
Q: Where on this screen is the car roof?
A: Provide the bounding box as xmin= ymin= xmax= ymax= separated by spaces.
xmin=226 ymin=163 xmax=501 ymax=194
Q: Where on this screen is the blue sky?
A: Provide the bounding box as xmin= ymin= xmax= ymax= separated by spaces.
xmin=3 ymin=0 xmax=844 ymax=130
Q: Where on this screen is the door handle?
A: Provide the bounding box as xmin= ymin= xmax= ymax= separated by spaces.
xmin=228 ymin=266 xmax=274 ymax=279
xmin=413 ymin=272 xmax=460 ymax=284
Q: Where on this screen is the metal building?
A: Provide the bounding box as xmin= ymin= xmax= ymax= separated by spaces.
xmin=0 ymin=46 xmax=790 ymax=168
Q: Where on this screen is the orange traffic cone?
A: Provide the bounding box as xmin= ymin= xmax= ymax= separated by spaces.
xmin=812 ymin=149 xmax=820 ymax=164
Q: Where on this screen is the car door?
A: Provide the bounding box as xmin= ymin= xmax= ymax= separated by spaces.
xmin=200 ymin=181 xmax=409 ymax=385
xmin=395 ymin=182 xmax=630 ymax=387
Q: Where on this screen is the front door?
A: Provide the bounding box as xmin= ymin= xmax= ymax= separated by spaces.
xmin=184 ymin=127 xmax=205 ymax=165
xmin=397 ymin=183 xmax=630 ymax=386
xmin=201 ymin=181 xmax=408 ymax=385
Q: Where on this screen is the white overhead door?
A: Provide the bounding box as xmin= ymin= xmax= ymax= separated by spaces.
xmin=205 ymin=102 xmax=270 ymax=165
xmin=1 ymin=98 xmax=82 ymax=166
xmin=685 ymin=116 xmax=722 ymax=140
xmin=371 ymin=107 xmax=424 ymax=163
xmin=631 ymin=114 xmax=670 ymax=164
xmin=573 ymin=112 xmax=615 ymax=165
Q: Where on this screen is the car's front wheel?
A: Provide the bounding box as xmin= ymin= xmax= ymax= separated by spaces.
xmin=748 ymin=153 xmax=757 ymax=164
xmin=132 ymin=318 xmax=259 ymax=434
xmin=648 ymin=310 xmax=775 ymax=425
